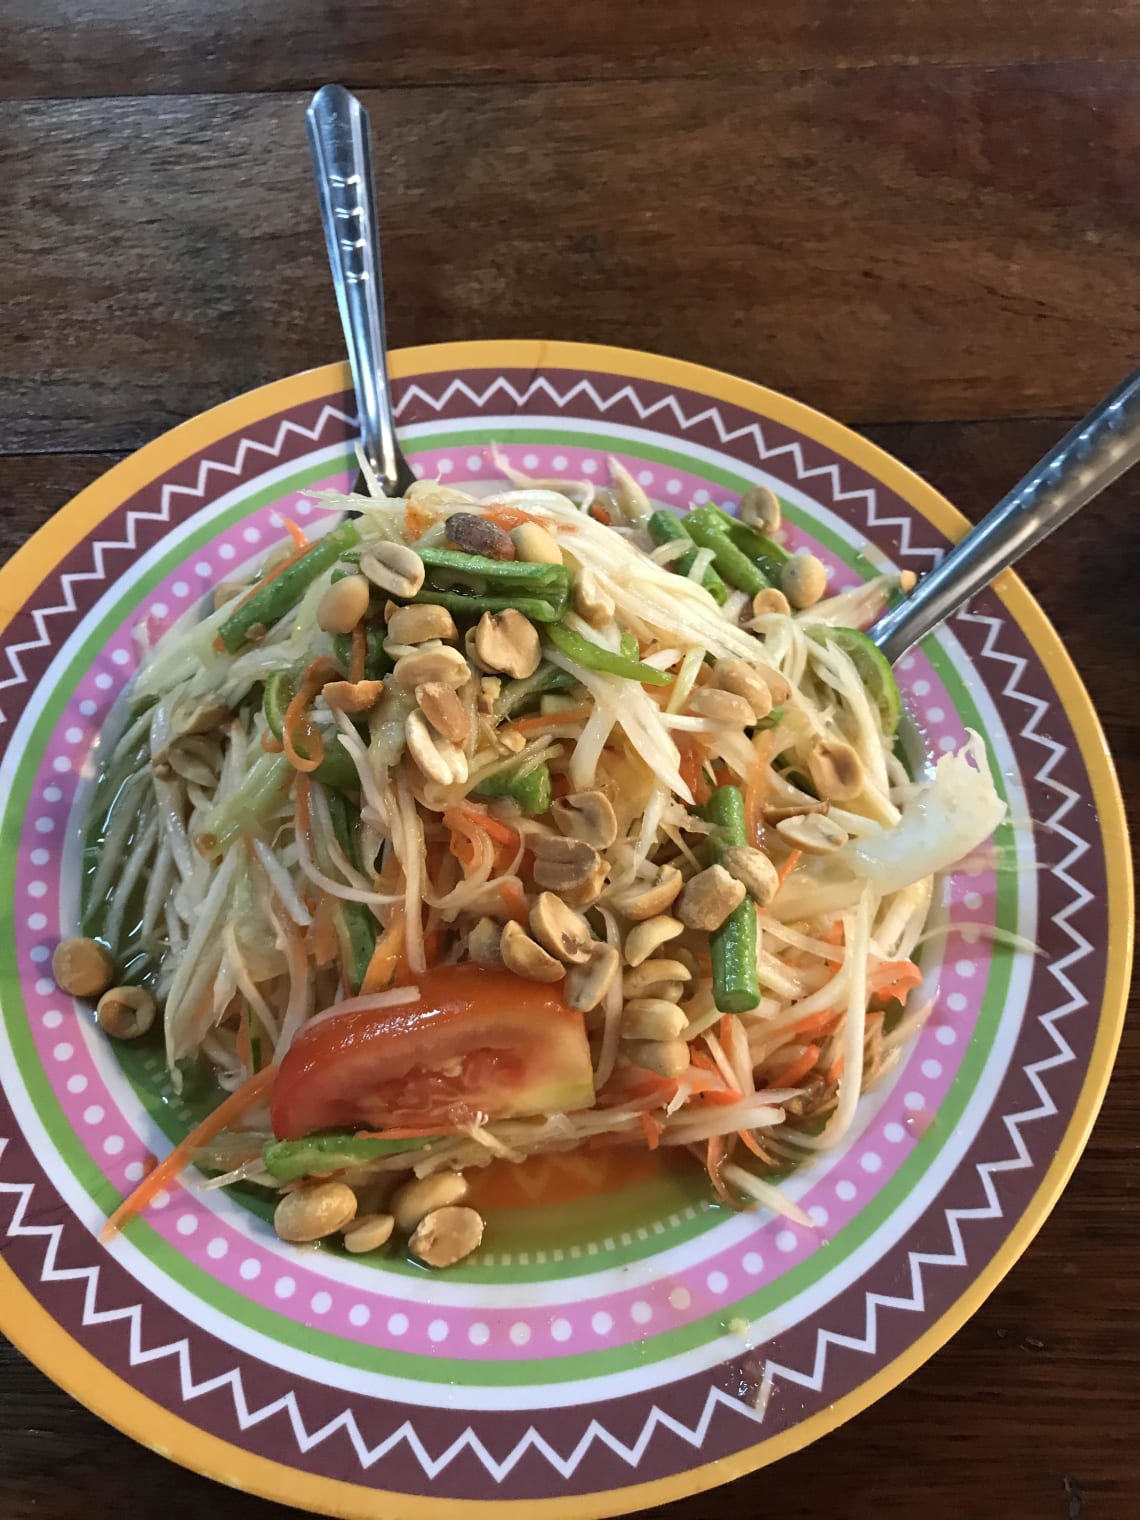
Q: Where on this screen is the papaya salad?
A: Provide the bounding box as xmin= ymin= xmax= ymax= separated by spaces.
xmin=58 ymin=461 xmax=1006 ymax=1269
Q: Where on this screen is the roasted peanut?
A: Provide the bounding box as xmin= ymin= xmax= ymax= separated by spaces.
xmin=677 ymin=865 xmax=746 ymax=931
xmin=751 ymin=588 xmax=791 ymax=618
xmin=409 ymin=1205 xmax=484 ymax=1268
xmin=806 ymin=740 xmax=865 ymax=802
xmin=472 ymin=609 xmax=541 ymax=680
xmin=564 ymin=942 xmax=620 ymax=1012
xmin=405 ymin=709 xmax=469 ymax=785
xmin=622 ymin=959 xmax=692 ymax=998
xmin=739 ymin=485 xmax=782 ymax=535
xmin=623 ymin=915 xmax=685 ymax=966
xmin=274 ymin=1182 xmax=357 ymax=1243
xmin=393 ymin=644 xmax=470 ymax=690
xmin=550 ymin=790 xmax=618 ymax=850
xmin=342 ymin=1213 xmax=395 ymax=1254
xmin=721 ymin=845 xmax=780 ymax=906
xmin=317 ymin=573 xmax=371 ymax=634
xmin=621 ymin=998 xmax=688 ymax=1041
xmin=571 ymin=568 xmax=614 ymax=628
xmin=360 ymin=542 xmax=425 ymax=599
xmin=415 ymin=681 xmax=470 ymax=745
xmin=621 ymin=1038 xmax=691 ymax=1079
xmin=500 ymin=920 xmax=565 ymax=982
xmin=511 ymin=522 xmax=562 ymax=564
xmin=52 ymin=937 xmax=114 ymax=999
xmin=529 ymin=893 xmax=593 ymax=964
xmin=609 ymin=864 xmax=683 ymax=921
xmin=688 ymin=687 xmax=756 ymax=726
xmin=322 ymin=678 xmax=385 ymax=715
xmin=714 ymin=658 xmax=774 ymax=720
xmin=96 ymin=985 xmax=156 ymax=1040
xmin=391 ymin=1172 xmax=468 ymax=1233
xmin=386 ymin=603 xmax=457 ymax=645
xmin=530 ymin=834 xmax=603 ymax=892
xmin=775 ymin=812 xmax=849 ymax=855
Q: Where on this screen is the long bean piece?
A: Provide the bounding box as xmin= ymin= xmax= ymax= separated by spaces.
xmin=646 ymin=511 xmax=729 ymax=603
xmin=217 ymin=520 xmax=361 ymax=653
xmin=701 ymin=784 xmax=761 ymax=1013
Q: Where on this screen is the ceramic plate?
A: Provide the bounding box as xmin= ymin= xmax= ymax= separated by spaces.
xmin=0 ymin=342 xmax=1130 ymax=1518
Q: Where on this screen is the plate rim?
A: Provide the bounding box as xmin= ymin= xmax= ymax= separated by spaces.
xmin=0 ymin=339 xmax=1131 ymax=1519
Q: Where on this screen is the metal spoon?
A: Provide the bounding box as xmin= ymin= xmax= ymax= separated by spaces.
xmin=869 ymin=367 xmax=1140 ymax=663
xmin=306 ymin=84 xmax=416 ymax=498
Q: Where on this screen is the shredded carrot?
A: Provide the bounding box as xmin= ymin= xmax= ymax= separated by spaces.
xmin=743 ymin=732 xmax=775 ymax=847
xmin=352 ymin=1124 xmax=461 ymax=1141
xmin=403 ymin=499 xmax=439 ymax=542
xmin=283 ymin=658 xmax=339 ymax=774
xmin=361 ymin=909 xmax=406 ymax=995
xmin=638 ymin=1112 xmax=663 ymax=1150
xmin=678 ymin=737 xmax=710 ymax=805
xmin=589 ymin=501 xmax=612 ymax=525
xmin=101 ymin=1066 xmax=278 ymax=1240
xmin=777 ymin=848 xmax=803 ymax=887
xmin=349 ymin=620 xmax=366 ymax=682
xmin=825 ymin=1054 xmax=845 ymax=1086
xmin=775 ymin=1043 xmax=820 ymax=1087
xmin=870 ymin=959 xmax=924 ymax=1006
xmin=282 ymin=516 xmax=309 ymax=550
xmin=482 ymin=504 xmax=575 ymax=534
xmin=497 ymin=878 xmax=529 ymax=924
xmin=788 ymin=1006 xmax=840 ymax=1039
xmin=737 ymin=1128 xmax=767 ymax=1160
xmin=695 ymin=1087 xmax=746 ymax=1107
xmin=310 ymin=893 xmax=341 ymax=968
xmin=509 ymin=706 xmax=593 ymax=734
xmin=705 ymin=1135 xmax=732 ymax=1203
xmin=597 ymin=1068 xmax=679 ymax=1108
xmin=823 ymin=920 xmax=846 ymax=947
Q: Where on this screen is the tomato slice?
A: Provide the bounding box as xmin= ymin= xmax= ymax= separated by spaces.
xmin=271 ymin=966 xmax=596 ymax=1139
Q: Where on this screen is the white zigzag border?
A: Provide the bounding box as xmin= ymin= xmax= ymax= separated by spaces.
xmin=0 ymin=372 xmax=1096 ymax=1486
xmin=0 ymin=407 xmax=356 ymax=729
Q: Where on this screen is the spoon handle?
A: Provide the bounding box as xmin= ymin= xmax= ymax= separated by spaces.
xmin=870 ymin=366 xmax=1140 ymax=664
xmin=306 ymin=85 xmax=416 ymax=498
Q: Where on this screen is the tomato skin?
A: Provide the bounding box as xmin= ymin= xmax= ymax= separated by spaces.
xmin=271 ymin=966 xmax=595 ymax=1139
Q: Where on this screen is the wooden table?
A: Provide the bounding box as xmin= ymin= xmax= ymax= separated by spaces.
xmin=2 ymin=5 xmax=1137 ymax=1516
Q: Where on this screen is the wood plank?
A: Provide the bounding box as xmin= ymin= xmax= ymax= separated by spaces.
xmin=1 ymin=0 xmax=1137 ymax=100
xmin=0 ymin=427 xmax=1135 ymax=1516
xmin=3 ymin=69 xmax=1139 ymax=454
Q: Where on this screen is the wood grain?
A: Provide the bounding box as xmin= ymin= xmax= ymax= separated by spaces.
xmin=0 ymin=424 xmax=1136 ymax=1518
xmin=3 ymin=67 xmax=1139 ymax=455
xmin=1 ymin=0 xmax=1138 ymax=100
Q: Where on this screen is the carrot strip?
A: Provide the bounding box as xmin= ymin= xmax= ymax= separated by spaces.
xmin=638 ymin=1112 xmax=663 ymax=1150
xmin=482 ymin=505 xmax=576 ymax=534
xmin=101 ymin=1066 xmax=278 ymax=1240
xmin=776 ymin=848 xmax=803 ymax=887
xmin=283 ymin=658 xmax=339 ymax=774
xmin=788 ymin=1006 xmax=839 ymax=1038
xmin=497 ymin=878 xmax=529 ymax=924
xmin=403 ymin=499 xmax=439 ymax=542
xmin=870 ymin=959 xmax=924 ymax=1006
xmin=589 ymin=501 xmax=611 ymax=525
xmin=235 ymin=1005 xmax=253 ymax=1074
xmin=706 ymin=1135 xmax=732 ymax=1203
xmin=361 ymin=908 xmax=406 ymax=995
xmin=737 ymin=1128 xmax=767 ymax=1160
xmin=349 ymin=620 xmax=366 ymax=683
xmin=775 ymin=1043 xmax=820 ymax=1087
xmin=310 ymin=893 xmax=341 ymax=968
xmin=825 ymin=1054 xmax=845 ymax=1085
xmin=678 ymin=737 xmax=710 ymax=805
xmin=282 ymin=517 xmax=309 ymax=550
xmin=509 ymin=705 xmax=593 ymax=734
xmin=743 ymin=733 xmax=776 ymax=847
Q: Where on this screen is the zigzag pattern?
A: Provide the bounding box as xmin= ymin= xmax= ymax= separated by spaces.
xmin=0 ymin=406 xmax=356 ymax=729
xmin=0 ymin=1141 xmax=760 ymax=1481
xmin=395 ymin=374 xmax=944 ymax=563
xmin=0 ymin=372 xmax=1096 ymax=1487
